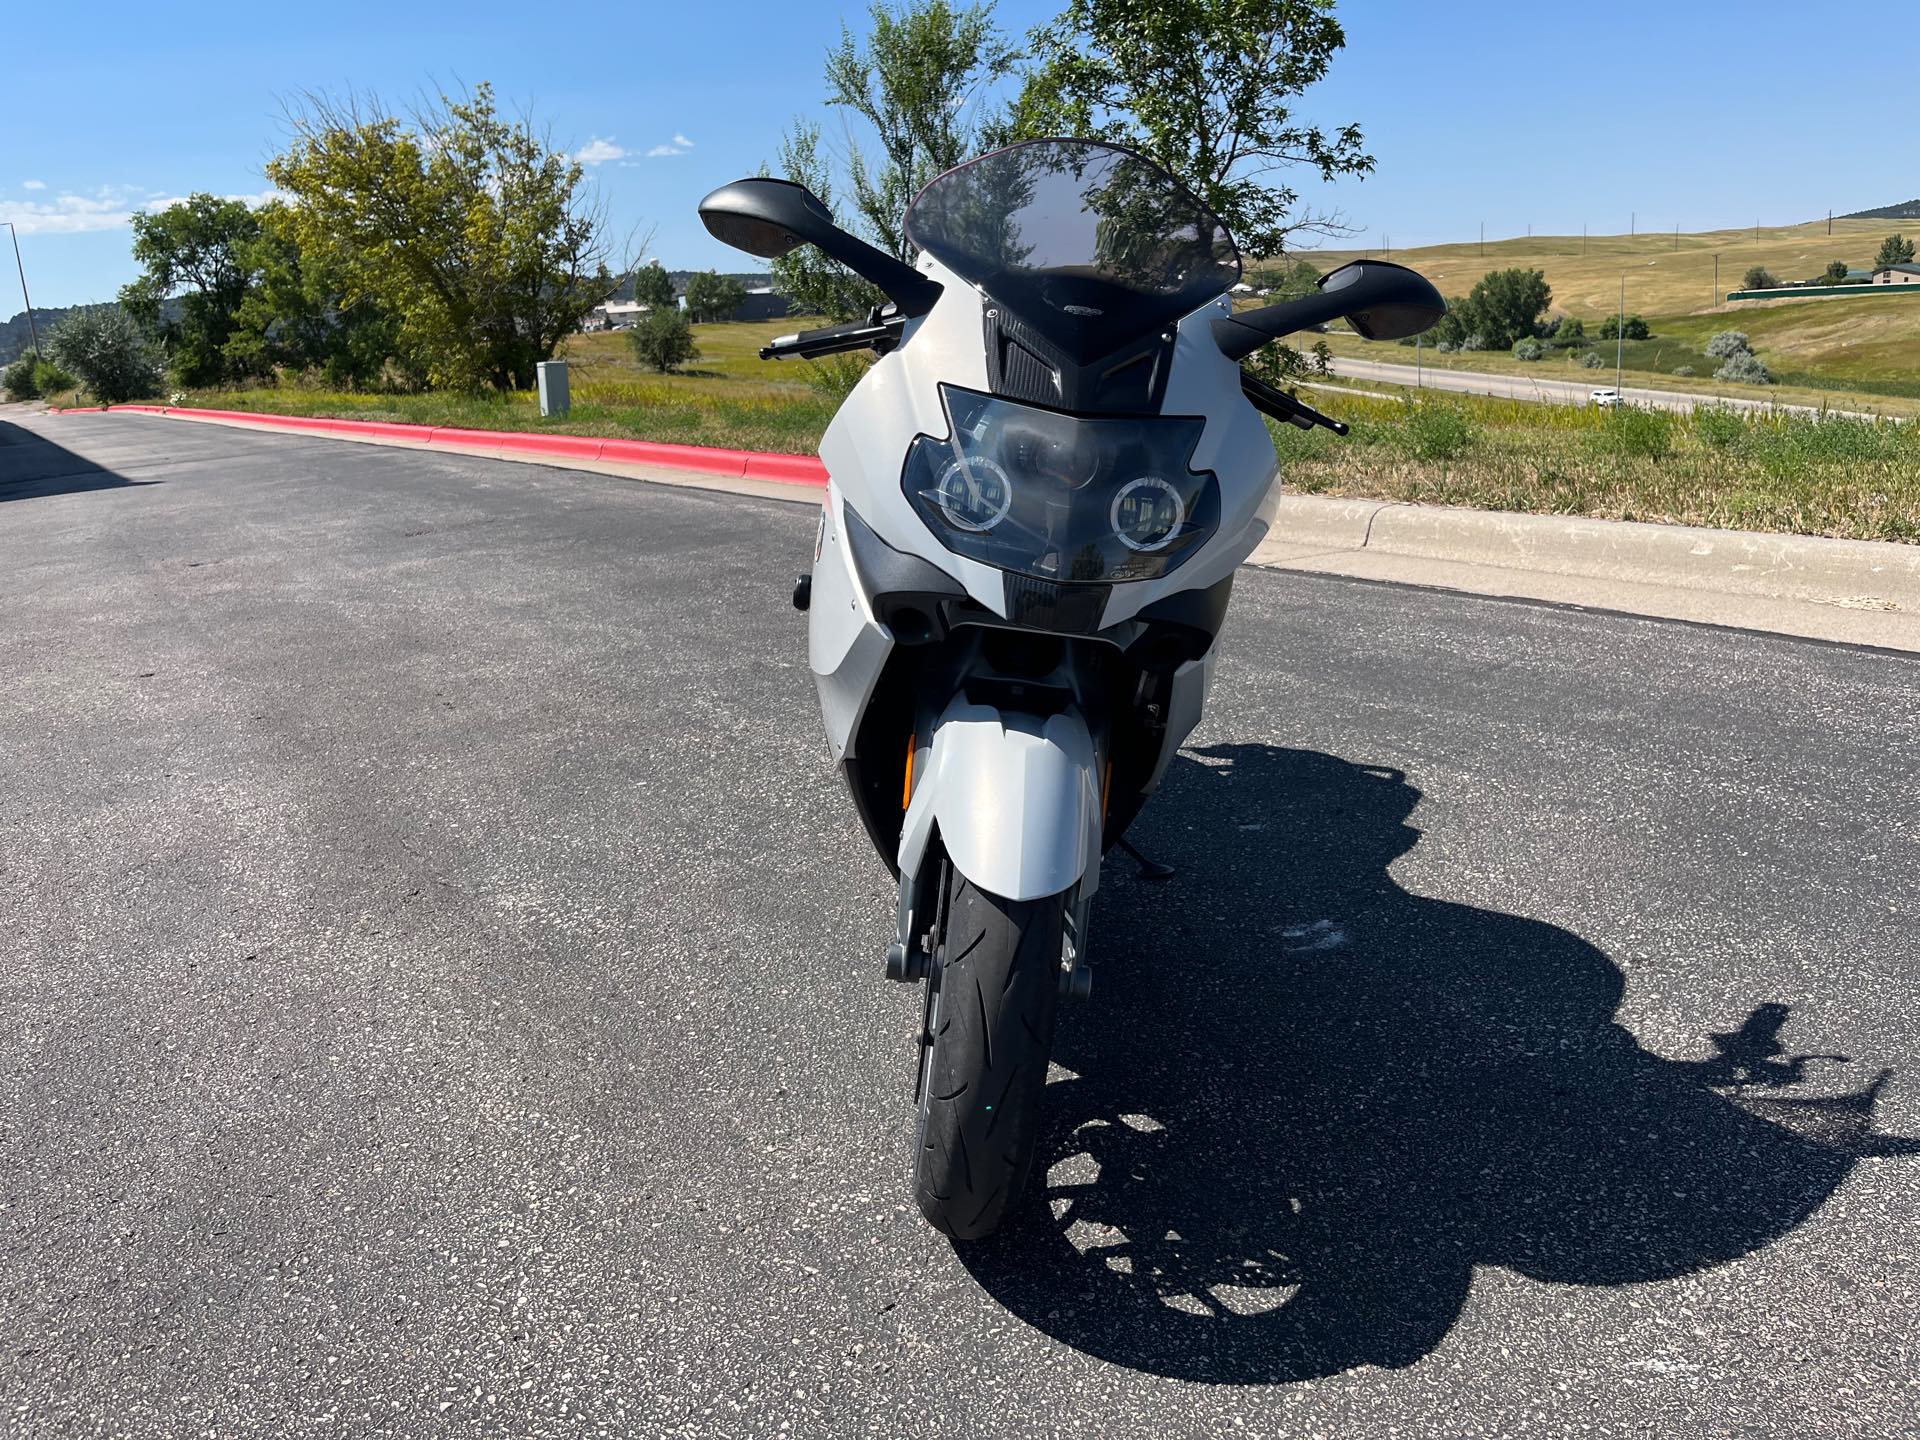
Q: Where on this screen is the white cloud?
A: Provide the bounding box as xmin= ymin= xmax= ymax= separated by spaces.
xmin=5 ymin=186 xmax=283 ymax=237
xmin=673 ymin=133 xmax=695 ymax=149
xmin=573 ymin=137 xmax=627 ymax=166
xmin=22 ymin=179 xmax=46 ymax=190
xmin=646 ymin=133 xmax=696 ymax=157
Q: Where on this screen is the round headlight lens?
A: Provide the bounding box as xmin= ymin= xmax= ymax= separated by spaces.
xmin=1110 ymin=475 xmax=1185 ymax=552
xmin=935 ymin=454 xmax=1013 ymax=532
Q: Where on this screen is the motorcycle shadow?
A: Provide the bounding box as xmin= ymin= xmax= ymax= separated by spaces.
xmin=955 ymin=743 xmax=1919 ymax=1383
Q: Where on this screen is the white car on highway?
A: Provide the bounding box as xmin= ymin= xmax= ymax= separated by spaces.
xmin=1589 ymin=388 xmax=1621 ymax=407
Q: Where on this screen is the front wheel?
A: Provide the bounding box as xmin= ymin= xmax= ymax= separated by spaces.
xmin=914 ymin=865 xmax=1065 ymax=1239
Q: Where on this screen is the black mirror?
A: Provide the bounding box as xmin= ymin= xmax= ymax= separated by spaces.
xmin=1213 ymin=259 xmax=1445 ymax=360
xmin=698 ymin=176 xmax=943 ymax=318
xmin=1317 ymin=260 xmax=1447 ymax=340
xmin=697 ymin=178 xmax=830 ymax=259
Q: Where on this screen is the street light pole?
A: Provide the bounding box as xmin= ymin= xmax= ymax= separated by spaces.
xmin=3 ymin=222 xmax=40 ymax=360
xmin=1616 ymin=273 xmax=1626 ymax=393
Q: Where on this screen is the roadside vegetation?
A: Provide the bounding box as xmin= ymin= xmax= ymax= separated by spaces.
xmin=1268 ymin=388 xmax=1920 ymax=542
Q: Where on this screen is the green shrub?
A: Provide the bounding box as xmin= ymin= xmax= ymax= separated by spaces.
xmin=1596 ymin=405 xmax=1674 ymax=459
xmin=1705 ymin=331 xmax=1752 ymax=360
xmin=1513 ymin=337 xmax=1544 ymax=361
xmin=800 ymin=352 xmax=871 ymax=401
xmin=1741 ymin=266 xmax=1778 ymax=291
xmin=1673 ymin=365 xmax=1695 ymax=377
xmin=1598 ymin=313 xmax=1650 ymax=340
xmin=47 ymin=305 xmax=166 ymax=403
xmin=1580 ymin=351 xmax=1605 ymax=369
xmin=1551 ymin=316 xmax=1587 ymax=347
xmin=1691 ymin=405 xmax=1745 ymax=448
xmin=1715 ymin=351 xmax=1775 ymax=385
xmin=32 ymin=359 xmax=76 ymax=395
xmin=1402 ymin=400 xmax=1475 ymax=461
xmin=4 ymin=355 xmax=40 ymax=399
xmin=627 ymin=307 xmax=699 ymax=373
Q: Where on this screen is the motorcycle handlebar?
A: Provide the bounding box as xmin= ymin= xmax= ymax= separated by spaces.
xmin=760 ymin=311 xmax=907 ymax=362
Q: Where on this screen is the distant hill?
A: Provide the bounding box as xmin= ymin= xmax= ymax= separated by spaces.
xmin=1 ymin=308 xmax=74 ymax=368
xmin=1839 ymin=200 xmax=1920 ymax=221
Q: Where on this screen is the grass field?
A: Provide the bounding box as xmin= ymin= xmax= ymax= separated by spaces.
xmin=1297 ymin=218 xmax=1920 ymax=403
xmin=1302 ymin=218 xmax=1909 ymax=320
xmin=173 ymin=319 xmax=843 ymax=454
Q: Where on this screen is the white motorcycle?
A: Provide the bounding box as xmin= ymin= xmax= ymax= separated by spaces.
xmin=701 ymin=139 xmax=1443 ymax=1238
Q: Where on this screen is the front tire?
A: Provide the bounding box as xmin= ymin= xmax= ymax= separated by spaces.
xmin=914 ymin=866 xmax=1064 ymax=1239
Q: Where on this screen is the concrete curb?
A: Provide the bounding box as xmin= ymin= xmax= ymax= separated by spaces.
xmin=1254 ymin=496 xmax=1920 ymax=615
xmin=58 ymin=403 xmax=831 ymax=489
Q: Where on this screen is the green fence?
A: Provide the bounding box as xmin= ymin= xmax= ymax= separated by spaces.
xmin=1727 ymin=283 xmax=1920 ymax=301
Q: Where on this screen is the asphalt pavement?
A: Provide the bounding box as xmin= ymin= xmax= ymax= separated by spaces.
xmin=4 ymin=409 xmax=1919 ymax=1439
xmin=1322 ymin=355 xmax=1884 ymax=418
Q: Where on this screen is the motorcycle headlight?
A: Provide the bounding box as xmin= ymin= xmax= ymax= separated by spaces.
xmin=902 ymin=386 xmax=1218 ymax=585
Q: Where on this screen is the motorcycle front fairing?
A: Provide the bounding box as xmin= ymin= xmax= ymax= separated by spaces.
xmin=805 ymin=140 xmax=1280 ymax=905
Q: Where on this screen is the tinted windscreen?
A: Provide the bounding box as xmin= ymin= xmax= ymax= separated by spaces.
xmin=905 ymin=140 xmax=1239 ymax=364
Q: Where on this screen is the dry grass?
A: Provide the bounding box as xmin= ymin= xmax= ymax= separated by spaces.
xmin=1301 ymin=218 xmax=1905 ymax=320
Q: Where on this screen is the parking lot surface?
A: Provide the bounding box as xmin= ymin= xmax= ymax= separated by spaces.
xmin=4 ymin=411 xmax=1918 ymax=1438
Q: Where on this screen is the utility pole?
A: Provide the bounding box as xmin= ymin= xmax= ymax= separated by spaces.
xmin=1479 ymin=221 xmax=1484 ymax=258
xmin=1616 ymin=273 xmax=1626 ymax=394
xmin=1631 ymin=211 xmax=1636 ymax=237
xmin=3 ymin=222 xmax=39 ymax=360
xmin=1714 ymin=253 xmax=1720 ymax=304
xmin=1828 ymin=209 xmax=1833 ymax=236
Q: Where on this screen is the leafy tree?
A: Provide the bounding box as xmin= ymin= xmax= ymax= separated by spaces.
xmin=683 ymin=270 xmax=748 ymax=322
xmin=1243 ymin=259 xmax=1321 ymax=298
xmin=1823 ymin=260 xmax=1850 ymax=283
xmin=1460 ymin=267 xmax=1550 ymax=349
xmin=222 ymin=201 xmax=404 ymax=388
xmin=1873 ymin=233 xmax=1916 ymax=268
xmin=47 ymin=305 xmax=166 ymax=403
xmin=1598 ymin=313 xmax=1649 ymax=340
xmin=628 ymin=306 xmax=698 ymax=372
xmin=1011 ymin=0 xmax=1373 ymax=261
xmin=1551 ymin=316 xmax=1587 ymax=347
xmin=774 ymin=0 xmax=1016 ymax=320
xmin=267 ymin=83 xmax=622 ymax=390
xmin=631 ymin=262 xmax=676 ymax=309
xmin=1705 ymin=330 xmax=1752 ymax=360
xmin=1741 ymin=265 xmax=1778 ymax=290
xmin=119 ymin=193 xmax=265 ymax=386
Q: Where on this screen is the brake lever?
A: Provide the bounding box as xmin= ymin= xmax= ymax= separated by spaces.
xmin=1239 ymin=368 xmax=1350 ymax=437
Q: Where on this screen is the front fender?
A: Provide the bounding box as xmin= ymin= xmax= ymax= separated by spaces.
xmin=897 ymin=701 xmax=1101 ymax=902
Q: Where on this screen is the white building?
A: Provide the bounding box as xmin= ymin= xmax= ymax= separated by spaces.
xmin=1870 ymin=265 xmax=1920 ymax=285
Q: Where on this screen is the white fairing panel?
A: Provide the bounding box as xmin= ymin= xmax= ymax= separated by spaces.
xmin=897 ymin=701 xmax=1103 ymax=903
xmin=807 ymin=492 xmax=893 ymax=762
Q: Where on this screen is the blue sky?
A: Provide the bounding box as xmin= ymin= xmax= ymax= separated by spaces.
xmin=8 ymin=0 xmax=1915 ymax=309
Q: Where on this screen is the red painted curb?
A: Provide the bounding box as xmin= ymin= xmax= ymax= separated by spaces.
xmin=63 ymin=403 xmax=831 ymax=488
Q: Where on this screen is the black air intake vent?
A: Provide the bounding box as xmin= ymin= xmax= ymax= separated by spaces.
xmin=984 ymin=307 xmax=1174 ymax=414
xmin=1003 ymin=574 xmax=1110 ymax=634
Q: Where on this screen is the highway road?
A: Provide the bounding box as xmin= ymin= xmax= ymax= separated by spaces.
xmin=1323 ymin=354 xmax=1883 ymax=418
xmin=4 ymin=410 xmax=1919 ymax=1438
